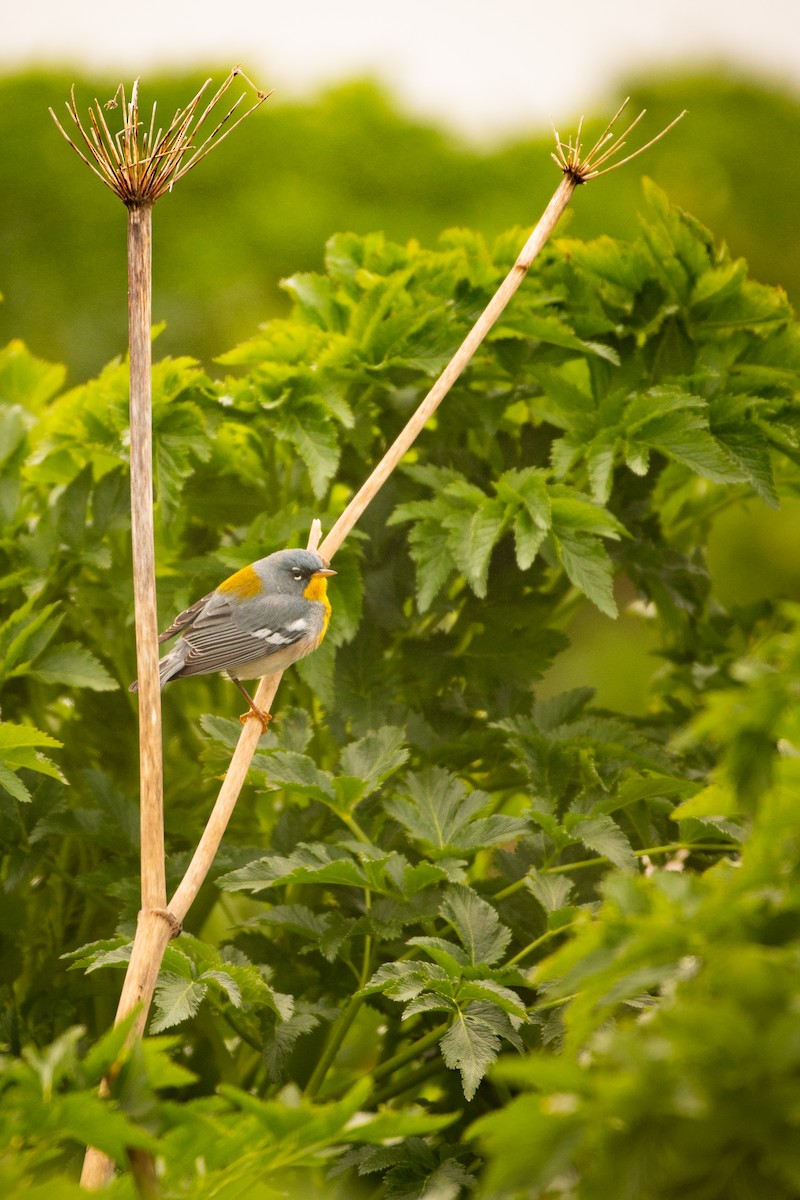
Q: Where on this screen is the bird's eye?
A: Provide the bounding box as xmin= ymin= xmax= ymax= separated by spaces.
xmin=291 ymin=568 xmax=303 ymax=581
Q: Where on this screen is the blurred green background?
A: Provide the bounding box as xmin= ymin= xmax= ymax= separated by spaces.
xmin=2 ymin=65 xmax=799 ymax=711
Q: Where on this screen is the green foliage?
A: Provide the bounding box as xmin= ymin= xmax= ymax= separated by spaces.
xmin=2 ymin=69 xmax=800 ymax=382
xmin=2 ymin=177 xmax=800 ymax=1197
xmin=471 ymin=756 xmax=800 ymax=1200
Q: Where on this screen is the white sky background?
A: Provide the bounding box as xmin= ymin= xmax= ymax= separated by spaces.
xmin=2 ymin=0 xmax=799 ymax=139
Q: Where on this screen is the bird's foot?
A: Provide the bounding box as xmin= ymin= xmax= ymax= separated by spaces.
xmin=240 ymin=706 xmax=272 ymax=733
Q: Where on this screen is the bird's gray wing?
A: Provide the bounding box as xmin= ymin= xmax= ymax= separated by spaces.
xmin=158 ymin=589 xmax=217 ymax=643
xmin=174 ymin=593 xmax=316 ymax=676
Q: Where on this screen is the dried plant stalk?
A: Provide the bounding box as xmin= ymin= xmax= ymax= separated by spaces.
xmin=51 ymin=71 xmax=269 ymax=1193
xmin=127 ymin=204 xmax=166 ymax=913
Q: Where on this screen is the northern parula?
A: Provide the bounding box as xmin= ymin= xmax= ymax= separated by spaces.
xmin=129 ymin=548 xmax=336 ymax=726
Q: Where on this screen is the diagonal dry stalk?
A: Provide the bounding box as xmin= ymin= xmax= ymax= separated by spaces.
xmin=58 ymin=93 xmax=682 ymax=1190
xmin=159 ymin=102 xmax=686 ymax=923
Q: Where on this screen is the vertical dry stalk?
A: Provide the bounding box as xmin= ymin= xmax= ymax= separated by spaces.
xmin=127 ymin=203 xmax=166 ymax=913
xmin=51 ymin=71 xmax=269 ymax=1192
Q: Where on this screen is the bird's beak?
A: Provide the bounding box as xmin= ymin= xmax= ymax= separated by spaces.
xmin=315 ymin=566 xmax=337 ymax=577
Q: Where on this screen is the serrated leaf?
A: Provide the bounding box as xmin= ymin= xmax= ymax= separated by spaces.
xmin=406 ymin=519 xmax=457 ymax=611
xmin=671 ymin=782 xmax=740 ymax=820
xmin=526 ymin=872 xmax=575 ymax=913
xmin=263 ymin=751 xmax=336 ymax=802
xmin=440 ymin=1001 xmax=519 ymax=1100
xmin=339 ymin=726 xmax=409 ymax=795
xmin=447 ymin=499 xmax=507 ymax=598
xmin=361 ymin=960 xmax=447 ymax=1002
xmin=556 ymin=532 xmax=618 ymax=618
xmin=28 ymin=643 xmax=117 ymax=690
xmin=632 ymin=390 xmax=743 ymax=483
xmin=219 ymin=842 xmax=392 ymax=893
xmin=570 ymin=814 xmax=637 ymax=872
xmin=263 ymin=1008 xmax=326 ymax=1080
xmin=150 ymin=971 xmax=207 ymax=1033
xmin=408 ymin=935 xmax=470 ymax=975
xmin=714 ymin=424 xmax=779 ymax=507
xmin=201 ymin=969 xmax=243 ymax=1009
xmin=277 ymin=407 xmax=340 ymax=497
xmin=0 ymin=761 xmax=31 ymax=802
xmin=531 ymin=687 xmax=595 ymax=731
xmin=386 ymin=768 xmax=528 ymax=858
xmin=440 ymin=885 xmax=512 ymax=966
xmin=512 ymin=508 xmax=549 ymax=570
xmin=457 ymin=979 xmax=528 ymax=1021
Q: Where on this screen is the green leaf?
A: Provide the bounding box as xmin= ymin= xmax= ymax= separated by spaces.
xmin=360 ymin=960 xmax=448 ymax=1002
xmin=632 ymin=388 xmax=743 ymax=483
xmin=569 ymin=814 xmax=637 ymax=872
xmin=150 ymin=971 xmax=207 ymax=1033
xmin=339 ymin=726 xmax=409 ymax=794
xmin=555 ymin=532 xmax=618 ymax=618
xmin=28 ymin=643 xmax=117 ymax=690
xmin=440 ymin=885 xmax=512 ymax=966
xmin=386 ymin=768 xmax=528 ymax=858
xmin=671 ymin=782 xmax=741 ymax=820
xmin=408 ymin=936 xmax=470 ymax=976
xmin=0 ymin=721 xmax=65 ymax=799
xmin=526 ymin=872 xmax=575 ymax=913
xmin=457 ymin=979 xmax=528 ymax=1021
xmin=277 ymin=405 xmax=340 ymax=498
xmin=0 ymin=761 xmax=31 ymax=802
xmin=440 ymin=1000 xmax=521 ymax=1100
xmin=263 ymin=751 xmax=336 ymax=803
xmin=448 ymin=499 xmax=507 ymax=597
xmin=219 ymin=842 xmax=394 ymax=893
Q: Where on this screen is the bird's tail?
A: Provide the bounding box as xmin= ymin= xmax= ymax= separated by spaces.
xmin=128 ymin=642 xmax=191 ymax=693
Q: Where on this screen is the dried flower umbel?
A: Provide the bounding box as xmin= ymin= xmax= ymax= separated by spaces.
xmin=50 ymin=67 xmax=269 ymax=205
xmin=552 ymin=96 xmax=686 ymax=183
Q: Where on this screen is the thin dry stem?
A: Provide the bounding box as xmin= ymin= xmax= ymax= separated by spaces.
xmin=318 ymin=173 xmax=577 ymax=561
xmin=50 ymin=67 xmax=270 ymax=205
xmin=127 ymin=205 xmax=166 ymax=913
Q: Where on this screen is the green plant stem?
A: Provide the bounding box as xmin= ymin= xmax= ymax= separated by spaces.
xmin=507 ymin=923 xmax=579 ymax=968
xmin=304 ymin=993 xmax=365 ymax=1100
xmin=529 ymin=991 xmax=580 ymax=1014
xmin=340 ymin=810 xmax=371 ymax=843
xmin=372 ymin=1055 xmax=445 ymax=1106
xmin=494 ymin=840 xmax=736 ymax=899
xmin=371 ymin=1022 xmax=449 ymax=1084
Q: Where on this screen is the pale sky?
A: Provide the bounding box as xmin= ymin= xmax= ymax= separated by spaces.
xmin=2 ymin=0 xmax=798 ymax=138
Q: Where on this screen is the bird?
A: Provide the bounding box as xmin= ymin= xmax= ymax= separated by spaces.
xmin=129 ymin=548 xmax=336 ymax=728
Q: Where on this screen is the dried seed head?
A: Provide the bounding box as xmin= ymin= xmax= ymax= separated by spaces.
xmin=50 ymin=67 xmax=270 ymax=206
xmin=551 ymin=98 xmax=686 ymax=184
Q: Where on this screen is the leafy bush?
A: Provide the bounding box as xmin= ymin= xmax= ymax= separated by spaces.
xmin=2 ymin=69 xmax=799 ymax=381
xmin=1 ymin=180 xmax=799 ymax=1196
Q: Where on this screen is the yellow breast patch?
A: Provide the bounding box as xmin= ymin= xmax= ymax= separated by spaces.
xmin=304 ymin=574 xmax=332 ymax=639
xmin=217 ymin=564 xmax=262 ymax=600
